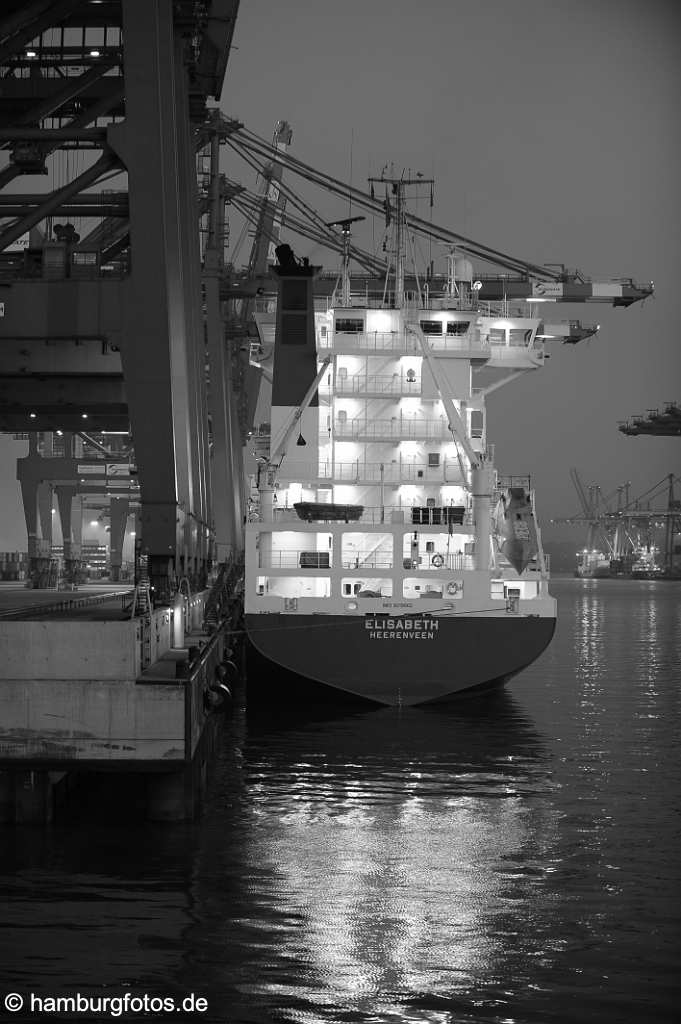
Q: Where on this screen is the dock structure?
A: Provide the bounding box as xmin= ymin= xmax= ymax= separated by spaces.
xmin=0 ymin=1 xmax=244 ymax=820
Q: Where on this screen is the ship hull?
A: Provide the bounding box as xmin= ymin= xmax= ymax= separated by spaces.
xmin=245 ymin=613 xmax=556 ymax=707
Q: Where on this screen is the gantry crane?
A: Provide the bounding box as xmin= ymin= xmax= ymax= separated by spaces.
xmin=223 ymin=122 xmax=653 ymax=307
xmin=552 ymin=470 xmax=681 ymax=577
xmin=619 ymin=402 xmax=681 ymax=436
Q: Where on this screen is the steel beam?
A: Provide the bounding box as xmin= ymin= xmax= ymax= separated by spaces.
xmin=0 ymin=150 xmax=119 ymax=252
xmin=13 ymin=61 xmax=119 ymax=126
xmin=0 ymin=128 xmax=107 ymax=142
xmin=0 ymin=85 xmax=123 ymax=191
xmin=0 ymin=206 xmax=126 ymax=217
xmin=0 ymin=0 xmax=80 ymax=66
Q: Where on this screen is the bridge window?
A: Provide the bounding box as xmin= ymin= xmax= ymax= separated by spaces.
xmin=419 ymin=320 xmax=442 ymax=335
xmin=336 ymin=318 xmax=364 ymax=333
xmin=446 ymin=321 xmax=470 ymax=336
xmin=509 ymin=328 xmax=533 ymax=347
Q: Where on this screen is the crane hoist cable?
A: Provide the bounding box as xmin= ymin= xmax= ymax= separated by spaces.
xmin=230 ymin=193 xmax=381 ymax=273
xmin=229 ymin=183 xmax=384 ymax=275
xmin=227 ymin=138 xmax=383 ymax=274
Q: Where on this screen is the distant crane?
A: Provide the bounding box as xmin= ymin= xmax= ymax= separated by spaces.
xmin=619 ymin=401 xmax=681 ymax=436
xmin=552 ymin=470 xmax=681 ymax=576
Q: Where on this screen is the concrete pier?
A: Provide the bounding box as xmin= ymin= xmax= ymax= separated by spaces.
xmin=0 ymin=583 xmax=241 ymax=822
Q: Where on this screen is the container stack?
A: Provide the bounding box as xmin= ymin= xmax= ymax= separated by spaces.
xmin=0 ymin=551 xmax=28 ymax=581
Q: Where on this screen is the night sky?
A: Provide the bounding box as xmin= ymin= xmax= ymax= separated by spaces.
xmin=1 ymin=0 xmax=679 ymax=548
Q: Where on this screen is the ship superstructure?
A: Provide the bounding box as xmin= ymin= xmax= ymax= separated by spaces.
xmin=243 ymin=182 xmax=566 ymax=705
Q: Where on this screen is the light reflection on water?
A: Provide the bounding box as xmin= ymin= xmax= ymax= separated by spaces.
xmin=220 ymin=704 xmax=555 ymax=1021
xmin=0 ymin=580 xmax=679 ymax=1024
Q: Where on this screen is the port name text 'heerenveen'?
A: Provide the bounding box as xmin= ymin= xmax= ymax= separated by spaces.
xmin=365 ymin=617 xmax=438 ymax=640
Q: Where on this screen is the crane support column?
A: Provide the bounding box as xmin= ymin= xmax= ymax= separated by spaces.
xmin=108 ymin=0 xmax=211 ymax=602
xmin=17 ymin=437 xmax=52 ymax=588
xmin=204 ymin=129 xmax=243 ymax=563
xmin=109 ymin=497 xmax=130 ymax=583
xmin=55 ymin=484 xmax=81 ymax=586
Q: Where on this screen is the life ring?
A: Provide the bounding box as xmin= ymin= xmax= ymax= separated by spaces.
xmin=447 ymin=581 xmax=461 ymax=595
xmin=431 ymin=553 xmax=444 ymax=568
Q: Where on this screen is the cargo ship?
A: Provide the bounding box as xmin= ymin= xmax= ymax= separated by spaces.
xmin=243 ymin=186 xmax=559 ymax=706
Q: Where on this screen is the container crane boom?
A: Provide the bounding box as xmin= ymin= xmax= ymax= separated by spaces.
xmin=225 ymin=123 xmax=654 ymax=306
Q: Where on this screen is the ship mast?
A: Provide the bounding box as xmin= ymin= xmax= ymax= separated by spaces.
xmin=368 ymin=172 xmax=434 ymax=308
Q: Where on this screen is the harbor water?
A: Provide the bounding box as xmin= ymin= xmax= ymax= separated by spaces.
xmin=1 ymin=578 xmax=679 ymax=1023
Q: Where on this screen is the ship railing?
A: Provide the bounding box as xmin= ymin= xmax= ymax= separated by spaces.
xmin=270 ymin=505 xmax=473 ymax=527
xmin=256 ymin=548 xmax=478 ymax=572
xmin=402 ymin=552 xmax=476 ymax=571
xmin=260 ymin=551 xmax=333 ymax=570
xmin=318 ymin=330 xmax=418 ymax=353
xmin=319 ymin=329 xmax=490 ymax=355
xmin=272 ymin=460 xmax=466 ymax=485
xmin=341 ymin=553 xmax=394 ymax=570
xmin=334 ymin=417 xmax=451 ymax=441
xmin=320 ymin=373 xmax=422 ymax=396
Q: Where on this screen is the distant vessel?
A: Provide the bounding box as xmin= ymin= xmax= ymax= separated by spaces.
xmin=241 ymin=181 xmax=568 ymax=705
xmin=575 ymin=549 xmax=662 ymax=579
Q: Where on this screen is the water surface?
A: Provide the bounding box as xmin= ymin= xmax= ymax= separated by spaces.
xmin=1 ymin=578 xmax=679 ymax=1023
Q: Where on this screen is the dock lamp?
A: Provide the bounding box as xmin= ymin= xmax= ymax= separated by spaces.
xmin=172 ymin=593 xmax=185 ymax=648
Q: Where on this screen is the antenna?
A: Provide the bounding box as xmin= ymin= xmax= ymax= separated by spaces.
xmin=326 ymin=215 xmax=365 ymax=305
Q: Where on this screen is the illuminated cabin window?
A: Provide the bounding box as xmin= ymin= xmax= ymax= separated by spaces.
xmin=267 ymin=533 xmax=332 ymax=569
xmin=335 ymin=318 xmax=364 ymax=333
xmin=446 ymin=321 xmax=470 ymax=336
xmin=341 ymin=578 xmax=393 ymax=598
xmin=341 ymin=533 xmax=393 ymax=570
xmin=491 ymin=579 xmax=537 ymax=599
xmin=419 ymin=320 xmax=442 ymax=335
xmin=403 ymin=578 xmax=445 ymax=599
xmin=256 ymin=577 xmax=331 ymax=598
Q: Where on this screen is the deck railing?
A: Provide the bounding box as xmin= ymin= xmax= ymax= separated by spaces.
xmin=334 ymin=417 xmax=451 ymax=441
xmin=320 ymin=373 xmax=422 ymax=396
xmin=257 ymin=548 xmax=478 ymax=572
xmin=319 ymin=329 xmax=490 ymax=355
xmin=270 ymin=504 xmax=473 ymax=527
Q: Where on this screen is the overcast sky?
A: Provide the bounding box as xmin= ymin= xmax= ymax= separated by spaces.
xmin=222 ymin=0 xmax=681 ymax=533
xmin=1 ymin=0 xmax=679 ymax=549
